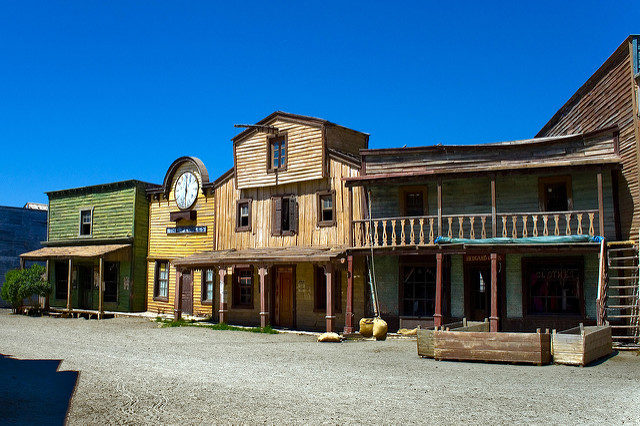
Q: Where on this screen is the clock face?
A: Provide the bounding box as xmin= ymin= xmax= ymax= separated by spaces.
xmin=174 ymin=172 xmax=199 ymax=210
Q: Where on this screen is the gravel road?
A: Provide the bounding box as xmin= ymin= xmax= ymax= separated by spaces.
xmin=1 ymin=310 xmax=639 ymax=425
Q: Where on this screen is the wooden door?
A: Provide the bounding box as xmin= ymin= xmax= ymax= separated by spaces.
xmin=275 ymin=267 xmax=294 ymax=328
xmin=181 ymin=270 xmax=193 ymax=316
xmin=464 ymin=263 xmax=491 ymax=322
xmin=77 ymin=265 xmax=93 ymax=310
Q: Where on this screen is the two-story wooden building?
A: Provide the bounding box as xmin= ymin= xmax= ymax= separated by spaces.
xmin=20 ymin=180 xmax=154 ymax=315
xmin=167 ymin=112 xmax=369 ymax=332
xmin=345 ymin=128 xmax=620 ymax=333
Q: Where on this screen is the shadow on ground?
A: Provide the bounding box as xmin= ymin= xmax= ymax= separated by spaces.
xmin=0 ymin=353 xmax=78 ymax=425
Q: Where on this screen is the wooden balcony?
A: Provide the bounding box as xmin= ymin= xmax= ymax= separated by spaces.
xmin=351 ymin=209 xmax=600 ymax=248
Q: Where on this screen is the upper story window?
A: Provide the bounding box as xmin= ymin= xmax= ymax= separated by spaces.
xmin=154 ymin=261 xmax=169 ymax=300
xmin=79 ymin=209 xmax=92 ymax=236
xmin=539 ymin=176 xmax=572 ymax=212
xmin=401 ymin=187 xmax=427 ymax=216
xmin=236 ymin=199 xmax=252 ymax=232
xmin=268 ymin=135 xmax=287 ymax=171
xmin=317 ymin=190 xmax=336 ymax=227
xmin=272 ymin=195 xmax=298 ymax=236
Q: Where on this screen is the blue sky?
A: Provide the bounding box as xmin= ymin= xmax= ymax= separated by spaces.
xmin=1 ymin=1 xmax=638 ymax=206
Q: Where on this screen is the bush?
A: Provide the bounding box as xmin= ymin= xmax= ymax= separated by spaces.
xmin=1 ymin=265 xmax=51 ymax=313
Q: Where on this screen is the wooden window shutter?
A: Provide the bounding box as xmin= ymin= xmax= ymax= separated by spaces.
xmin=272 ymin=196 xmax=282 ymax=236
xmin=290 ymin=196 xmax=298 ymax=234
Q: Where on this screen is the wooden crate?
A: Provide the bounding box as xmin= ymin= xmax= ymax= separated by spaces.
xmin=551 ymin=325 xmax=612 ymax=366
xmin=417 ymin=319 xmax=489 ymax=358
xmin=432 ymin=330 xmax=552 ymax=365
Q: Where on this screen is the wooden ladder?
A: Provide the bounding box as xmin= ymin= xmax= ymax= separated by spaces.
xmin=604 ymin=242 xmax=640 ymax=349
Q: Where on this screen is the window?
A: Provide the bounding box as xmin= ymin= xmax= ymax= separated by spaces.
xmin=236 ymin=199 xmax=252 ymax=232
xmin=202 ymin=269 xmax=215 ymax=303
xmin=272 ymin=195 xmax=298 ymax=236
xmin=55 ymin=261 xmax=69 ymax=300
xmin=80 ymin=209 xmax=92 ymax=236
xmin=539 ymin=176 xmax=572 ymax=212
xmin=233 ymin=268 xmax=253 ymax=308
xmin=317 ymin=191 xmax=336 ymax=227
xmin=401 ymin=265 xmax=436 ymax=316
xmin=268 ymin=135 xmax=287 ymax=171
xmin=401 ymin=187 xmax=427 ymax=216
xmin=314 ymin=266 xmax=341 ymax=312
xmin=524 ymin=258 xmax=583 ymax=315
xmin=154 ymin=261 xmax=169 ymax=300
xmin=104 ymin=262 xmax=118 ymax=303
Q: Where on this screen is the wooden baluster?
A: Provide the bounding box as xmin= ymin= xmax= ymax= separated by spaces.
xmin=419 ymin=218 xmax=425 ymax=245
xmin=391 ymin=220 xmax=397 ymax=246
xmin=511 ymin=216 xmax=517 ymax=239
xmin=502 ymin=216 xmax=507 ymax=238
xmin=543 ymin=215 xmax=549 ymax=236
xmin=382 ymin=221 xmax=387 ymax=247
xmin=373 ymin=220 xmax=379 ymax=247
xmin=356 ymin=222 xmax=361 ymax=247
xmin=458 ymin=217 xmax=464 ymax=238
xmin=576 ymin=213 xmax=583 ymax=235
xmin=409 ymin=219 xmax=415 ymax=245
xmin=469 ymin=217 xmax=475 ymax=239
xmin=521 ymin=215 xmax=528 ymax=238
xmin=481 ymin=216 xmax=487 ymax=239
xmin=429 ymin=218 xmax=434 ymax=244
xmin=447 ymin=217 xmax=453 ymax=238
xmin=400 ymin=219 xmax=406 ymax=245
xmin=588 ymin=213 xmax=595 ymax=236
xmin=532 ymin=215 xmax=538 ymax=237
xmin=565 ymin=213 xmax=571 ymax=235
xmin=553 ymin=214 xmax=560 ymax=236
xmin=365 ymin=221 xmax=370 ymax=247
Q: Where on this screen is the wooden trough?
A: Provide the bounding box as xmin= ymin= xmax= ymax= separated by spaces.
xmin=551 ymin=324 xmax=612 ymax=366
xmin=417 ymin=319 xmax=490 ymax=358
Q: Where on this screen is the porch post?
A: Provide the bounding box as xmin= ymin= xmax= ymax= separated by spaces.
xmin=434 ymin=253 xmax=443 ymax=327
xmin=44 ymin=259 xmax=50 ymax=310
xmin=597 ymin=171 xmax=605 ymax=237
xmin=437 ymin=178 xmax=443 ymax=237
xmin=98 ymin=257 xmax=104 ymax=319
xmin=218 ymin=267 xmax=228 ymax=324
xmin=19 ymin=258 xmax=25 ymax=270
xmin=66 ymin=258 xmax=72 ymax=313
xmin=174 ymin=268 xmax=182 ymax=321
xmin=348 ymin=186 xmax=354 ymax=247
xmin=325 ymin=264 xmax=334 ymax=333
xmin=491 ymin=174 xmax=497 ymax=238
xmin=258 ymin=266 xmax=269 ymax=328
xmin=490 ymin=253 xmax=499 ymax=332
xmin=344 ymin=255 xmax=354 ymax=334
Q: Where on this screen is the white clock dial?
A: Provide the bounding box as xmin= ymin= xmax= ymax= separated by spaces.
xmin=175 ymin=172 xmax=199 ymax=210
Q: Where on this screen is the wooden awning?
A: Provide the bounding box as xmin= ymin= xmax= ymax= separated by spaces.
xmin=20 ymin=244 xmax=131 ymax=260
xmin=172 ymin=247 xmax=347 ymax=267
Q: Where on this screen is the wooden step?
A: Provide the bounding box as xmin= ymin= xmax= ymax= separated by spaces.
xmin=611 ymin=324 xmax=640 ymax=328
xmin=608 ymin=294 xmax=640 ymax=298
xmin=608 ymin=247 xmax=637 ymax=253
xmin=607 ymin=314 xmax=639 ymax=318
xmin=608 ymin=276 xmax=638 ymax=280
xmin=611 ymin=335 xmax=640 ymax=339
xmin=606 ymin=305 xmax=638 ymax=309
xmin=608 ymin=256 xmax=638 ymax=262
xmin=608 ymin=285 xmax=639 ymax=289
xmin=608 ymin=265 xmax=639 ymax=270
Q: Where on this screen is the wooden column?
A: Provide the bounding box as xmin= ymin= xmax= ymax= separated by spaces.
xmin=66 ymin=258 xmax=72 ymax=313
xmin=434 ymin=253 xmax=443 ymax=327
xmin=437 ymin=178 xmax=443 ymax=237
xmin=218 ymin=268 xmax=228 ymax=324
xmin=344 ymin=255 xmax=354 ymax=334
xmin=490 ymin=253 xmax=499 ymax=332
xmin=19 ymin=258 xmax=25 ymax=270
xmin=325 ymin=264 xmax=334 ymax=333
xmin=348 ymin=186 xmax=354 ymax=247
xmin=174 ymin=269 xmax=182 ymax=321
xmin=597 ymin=171 xmax=605 ymax=237
xmin=44 ymin=259 xmax=50 ymax=310
xmin=258 ymin=267 xmax=269 ymax=328
xmin=491 ymin=174 xmax=497 ymax=238
xmin=98 ymin=257 xmax=104 ymax=319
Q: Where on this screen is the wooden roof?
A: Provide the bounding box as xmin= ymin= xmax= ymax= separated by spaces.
xmin=20 ymin=244 xmax=131 ymax=260
xmin=47 ymin=180 xmax=158 ymax=197
xmin=172 ymin=247 xmax=347 ymax=267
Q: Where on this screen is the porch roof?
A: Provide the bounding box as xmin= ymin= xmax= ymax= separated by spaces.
xmin=172 ymin=247 xmax=347 ymax=267
xmin=20 ymin=244 xmax=131 ymax=260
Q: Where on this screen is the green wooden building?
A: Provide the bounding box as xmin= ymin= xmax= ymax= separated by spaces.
xmin=21 ymin=180 xmax=157 ymax=314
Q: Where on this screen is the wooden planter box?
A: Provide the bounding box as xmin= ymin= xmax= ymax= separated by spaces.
xmin=551 ymin=325 xmax=612 ymax=366
xmin=430 ymin=330 xmax=551 ymax=365
xmin=417 ymin=319 xmax=489 ymax=358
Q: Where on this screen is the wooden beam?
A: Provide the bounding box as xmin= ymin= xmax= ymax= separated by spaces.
xmin=344 ymin=255 xmax=354 ymax=334
xmin=66 ymin=258 xmax=72 ymax=313
xmin=437 ymin=178 xmax=442 ymax=237
xmin=597 ymin=171 xmax=605 ymax=237
xmin=218 ymin=268 xmax=228 ymax=324
xmin=434 ymin=253 xmax=443 ymax=327
xmin=325 ymin=264 xmax=334 ymax=333
xmin=490 ymin=253 xmax=499 ymax=332
xmin=491 ymin=174 xmax=497 ymax=238
xmin=98 ymin=257 xmax=104 ymax=319
xmin=259 ymin=267 xmax=269 ymax=328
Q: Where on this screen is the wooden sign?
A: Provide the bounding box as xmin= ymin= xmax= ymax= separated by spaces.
xmin=463 ymin=253 xmax=505 ymax=263
xmin=166 ymin=226 xmax=207 ymax=234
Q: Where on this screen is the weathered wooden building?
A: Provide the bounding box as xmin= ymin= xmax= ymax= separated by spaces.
xmin=345 ymin=128 xmax=619 ymax=332
xmin=20 ymin=180 xmax=153 ymax=314
xmin=0 ymin=203 xmax=47 ymax=307
xmin=166 ymin=112 xmax=369 ymax=332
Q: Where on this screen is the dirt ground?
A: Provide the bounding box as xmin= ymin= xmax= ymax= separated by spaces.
xmin=0 ymin=310 xmax=639 ymax=425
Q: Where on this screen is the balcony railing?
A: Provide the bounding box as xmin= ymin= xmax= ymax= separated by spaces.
xmin=351 ymin=209 xmax=600 ymax=248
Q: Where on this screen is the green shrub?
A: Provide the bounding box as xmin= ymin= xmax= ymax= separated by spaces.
xmin=1 ymin=265 xmax=50 ymax=313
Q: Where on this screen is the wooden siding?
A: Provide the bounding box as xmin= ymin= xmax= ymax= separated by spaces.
xmin=146 ymin=161 xmax=215 ymax=314
xmin=234 ymin=118 xmax=324 ymax=189
xmin=537 ymin=41 xmax=639 ymax=240
xmin=325 ymin=124 xmax=368 ymax=157
xmin=131 ymin=185 xmax=150 ymax=311
xmin=216 ymin=157 xmax=364 ymax=250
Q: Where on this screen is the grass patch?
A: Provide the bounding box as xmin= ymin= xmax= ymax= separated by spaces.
xmin=155 ymin=317 xmax=278 ymax=334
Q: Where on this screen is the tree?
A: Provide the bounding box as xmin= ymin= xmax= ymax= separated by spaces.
xmin=1 ymin=264 xmax=51 ymax=313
